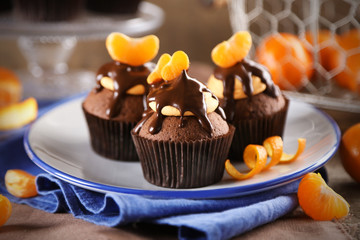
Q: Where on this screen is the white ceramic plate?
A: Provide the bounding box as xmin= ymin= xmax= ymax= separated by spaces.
xmin=24 ymin=94 xmax=340 ymax=199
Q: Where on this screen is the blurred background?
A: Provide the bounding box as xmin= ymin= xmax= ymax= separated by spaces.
xmin=0 ymin=0 xmax=232 ymax=70
xmin=0 ymin=0 xmax=359 ymax=113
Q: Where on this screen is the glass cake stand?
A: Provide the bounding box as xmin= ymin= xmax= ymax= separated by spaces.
xmin=0 ymin=2 xmax=164 ymax=100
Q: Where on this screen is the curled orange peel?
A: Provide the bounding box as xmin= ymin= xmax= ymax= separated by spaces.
xmin=262 ymin=136 xmax=283 ymax=170
xmin=225 ymin=145 xmax=267 ymax=180
xmin=280 ymin=138 xmax=306 ymax=163
xmin=225 ymin=136 xmax=306 ymax=181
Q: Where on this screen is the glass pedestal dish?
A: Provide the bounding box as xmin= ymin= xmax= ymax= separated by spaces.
xmin=0 ymin=1 xmax=164 ymax=101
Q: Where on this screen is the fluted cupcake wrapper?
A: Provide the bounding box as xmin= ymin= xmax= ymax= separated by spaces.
xmin=229 ymin=99 xmax=289 ymax=161
xmin=131 ymin=126 xmax=235 ymax=189
xmin=82 ymin=107 xmax=139 ymax=161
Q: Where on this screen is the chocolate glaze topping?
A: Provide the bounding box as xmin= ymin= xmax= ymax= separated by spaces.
xmin=134 ymin=70 xmax=225 ymax=136
xmin=213 ymin=58 xmax=280 ymax=122
xmin=95 ymin=61 xmax=154 ymax=118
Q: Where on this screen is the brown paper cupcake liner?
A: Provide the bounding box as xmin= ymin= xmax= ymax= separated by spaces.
xmin=131 ymin=126 xmax=235 ymax=189
xmin=82 ymin=107 xmax=139 ymax=161
xmin=229 ymin=98 xmax=289 ymax=161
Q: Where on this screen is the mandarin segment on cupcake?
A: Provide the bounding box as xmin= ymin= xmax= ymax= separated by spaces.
xmin=147 ymin=53 xmax=171 ymax=84
xmin=211 ymin=31 xmax=252 ymax=68
xmin=161 ymin=51 xmax=190 ymax=81
xmin=106 ymin=32 xmax=159 ymax=66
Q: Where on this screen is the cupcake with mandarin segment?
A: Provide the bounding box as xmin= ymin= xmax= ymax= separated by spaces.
xmin=131 ymin=51 xmax=235 ymax=188
xmin=82 ymin=32 xmax=159 ymax=161
xmin=207 ymin=31 xmax=289 ymax=161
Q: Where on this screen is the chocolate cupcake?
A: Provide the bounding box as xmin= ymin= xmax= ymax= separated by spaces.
xmin=82 ymin=32 xmax=159 ymax=161
xmin=13 ymin=0 xmax=84 ymax=22
xmin=207 ymin=31 xmax=289 ymax=161
xmin=131 ymin=51 xmax=235 ymax=188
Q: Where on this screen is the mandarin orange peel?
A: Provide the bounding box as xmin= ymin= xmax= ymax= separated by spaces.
xmin=262 ymin=136 xmax=283 ymax=170
xmin=225 ymin=145 xmax=267 ymax=180
xmin=279 ymin=138 xmax=306 ymax=163
xmin=226 ymin=136 xmax=306 ymax=181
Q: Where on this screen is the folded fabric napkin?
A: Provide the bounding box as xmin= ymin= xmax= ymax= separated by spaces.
xmin=0 ymin=132 xmax=299 ymax=240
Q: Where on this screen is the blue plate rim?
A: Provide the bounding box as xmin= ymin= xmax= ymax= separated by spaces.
xmin=23 ymin=93 xmax=341 ymax=199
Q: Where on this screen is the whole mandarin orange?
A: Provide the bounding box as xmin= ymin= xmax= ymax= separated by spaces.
xmin=328 ymin=29 xmax=360 ymax=93
xmin=256 ymin=33 xmax=314 ymax=90
xmin=305 ymin=30 xmax=342 ymax=71
xmin=340 ymin=123 xmax=360 ymax=183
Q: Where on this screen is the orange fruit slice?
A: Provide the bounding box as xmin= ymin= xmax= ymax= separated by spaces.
xmin=106 ymin=32 xmax=159 ymax=66
xmin=256 ymin=33 xmax=314 ymax=90
xmin=211 ymin=31 xmax=252 ymax=68
xmin=0 ymin=97 xmax=38 ymax=130
xmin=0 ymin=194 xmax=11 ymax=226
xmin=147 ymin=53 xmax=171 ymax=84
xmin=279 ymin=138 xmax=306 ymax=163
xmin=298 ymin=172 xmax=349 ymax=221
xmin=225 ymin=145 xmax=267 ymax=180
xmin=0 ymin=67 xmax=22 ymax=107
xmin=161 ymin=51 xmax=190 ymax=81
xmin=5 ymin=169 xmax=38 ymax=198
xmin=340 ymin=123 xmax=360 ymax=182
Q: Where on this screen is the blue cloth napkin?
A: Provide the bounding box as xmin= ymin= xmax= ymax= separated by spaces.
xmin=0 ymin=133 xmax=299 ymax=240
